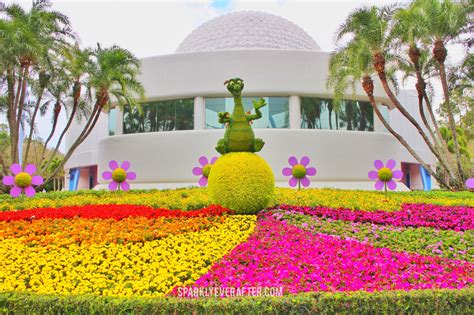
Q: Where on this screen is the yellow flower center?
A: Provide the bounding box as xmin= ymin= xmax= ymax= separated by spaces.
xmin=14 ymin=172 xmax=32 ymax=188
xmin=202 ymin=164 xmax=212 ymax=178
xmin=378 ymin=167 xmax=393 ymax=182
xmin=292 ymin=164 xmax=307 ymax=179
xmin=112 ymin=168 xmax=127 ymax=183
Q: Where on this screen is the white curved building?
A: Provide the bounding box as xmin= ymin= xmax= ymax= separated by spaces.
xmin=65 ymin=11 xmax=436 ymax=191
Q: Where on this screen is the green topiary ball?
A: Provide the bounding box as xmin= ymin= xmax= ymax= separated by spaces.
xmin=208 ymin=152 xmax=275 ymax=214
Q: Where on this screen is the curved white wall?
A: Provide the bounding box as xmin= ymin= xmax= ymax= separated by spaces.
xmin=65 ymin=49 xmax=437 ymax=191
xmin=65 ymin=113 xmax=108 ymax=170
xmin=96 ymin=129 xmax=410 ymax=191
xmin=139 ymin=50 xmax=391 ymax=104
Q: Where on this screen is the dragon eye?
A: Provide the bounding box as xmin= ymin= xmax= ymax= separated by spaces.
xmin=238 ymin=81 xmax=242 ymax=85
xmin=229 ymin=81 xmax=234 ymax=86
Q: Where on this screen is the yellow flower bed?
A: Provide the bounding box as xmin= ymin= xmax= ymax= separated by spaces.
xmin=0 ymin=189 xmax=210 ymax=211
xmin=0 ymin=187 xmax=472 ymax=212
xmin=274 ymin=188 xmax=474 ymax=211
xmin=0 ymin=215 xmax=256 ymax=297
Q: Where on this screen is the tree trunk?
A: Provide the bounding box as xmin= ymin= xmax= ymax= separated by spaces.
xmin=437 ymin=60 xmax=464 ymax=183
xmin=409 ymin=46 xmax=450 ymax=164
xmin=7 ymin=67 xmax=19 ymax=163
xmin=40 ymin=99 xmax=104 ymax=186
xmin=23 ymin=89 xmax=45 ymax=165
xmin=41 ymin=82 xmax=80 ymax=173
xmin=40 ymin=100 xmax=62 ymax=163
xmin=362 ymin=75 xmax=451 ymax=189
xmin=373 ymin=54 xmax=455 ymax=181
xmin=15 ymin=66 xmax=30 ymax=163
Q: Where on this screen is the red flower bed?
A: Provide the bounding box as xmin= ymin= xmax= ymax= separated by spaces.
xmin=0 ymin=204 xmax=232 ymax=222
xmin=273 ymin=204 xmax=474 ymax=231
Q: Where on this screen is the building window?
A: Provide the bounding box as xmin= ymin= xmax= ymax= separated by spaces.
xmin=205 ymin=97 xmax=289 ymax=129
xmin=123 ymin=99 xmax=194 ymax=134
xmin=108 ymin=108 xmax=116 ymax=136
xmin=301 ymin=97 xmax=374 ymax=131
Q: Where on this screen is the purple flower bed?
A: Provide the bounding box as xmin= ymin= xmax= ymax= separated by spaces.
xmin=189 ymin=218 xmax=473 ymax=295
xmin=272 ymin=204 xmax=474 ymax=231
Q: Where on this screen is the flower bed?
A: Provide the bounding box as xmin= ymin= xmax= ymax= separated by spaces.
xmin=0 ymin=204 xmax=230 ymax=221
xmin=1 ymin=187 xmax=473 ymax=212
xmin=271 ymin=211 xmax=473 ymax=261
xmin=184 ymin=216 xmax=473 ymax=295
xmin=0 ymin=188 xmax=472 ymax=313
xmin=272 ymin=203 xmax=474 ymax=231
xmin=0 ymin=205 xmax=256 ymax=297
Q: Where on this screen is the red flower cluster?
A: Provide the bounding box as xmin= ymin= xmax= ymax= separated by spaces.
xmin=274 ymin=203 xmax=474 ymax=231
xmin=0 ymin=204 xmax=232 ymax=222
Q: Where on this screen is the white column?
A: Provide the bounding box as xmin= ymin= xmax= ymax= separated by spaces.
xmin=194 ymin=96 xmax=206 ymax=130
xmin=289 ymin=95 xmax=301 ymax=129
xmin=373 ymin=102 xmax=386 ymax=133
xmin=115 ymin=107 xmax=123 ymax=135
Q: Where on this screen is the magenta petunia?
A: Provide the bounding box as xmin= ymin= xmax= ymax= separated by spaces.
xmin=183 ymin=217 xmax=473 ymax=295
xmin=368 ymin=159 xmax=403 ymax=192
xmin=192 ymin=156 xmax=218 ymax=187
xmin=102 ymin=160 xmax=136 ymax=191
xmin=282 ymin=156 xmax=317 ymax=189
xmin=2 ymin=163 xmax=43 ymax=198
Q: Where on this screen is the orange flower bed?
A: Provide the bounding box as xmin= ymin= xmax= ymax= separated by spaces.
xmin=0 ymin=216 xmax=226 ymax=247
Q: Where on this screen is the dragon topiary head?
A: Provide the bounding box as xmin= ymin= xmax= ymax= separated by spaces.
xmin=224 ymin=78 xmax=244 ymax=98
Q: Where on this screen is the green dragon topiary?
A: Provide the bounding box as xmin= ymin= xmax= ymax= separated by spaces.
xmin=215 ymin=78 xmax=266 ymax=154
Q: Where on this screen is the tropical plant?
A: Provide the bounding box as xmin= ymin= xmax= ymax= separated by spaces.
xmin=0 ymin=0 xmax=74 ymax=164
xmin=41 ymin=157 xmax=63 ymax=191
xmin=328 ymin=0 xmax=472 ymax=190
xmin=42 ymin=44 xmax=145 ymax=185
xmin=0 ymin=1 xmax=144 ymax=191
xmin=414 ymin=0 xmax=470 ymax=179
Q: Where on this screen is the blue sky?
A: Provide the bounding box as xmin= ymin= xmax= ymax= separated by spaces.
xmin=212 ymin=0 xmax=231 ymax=9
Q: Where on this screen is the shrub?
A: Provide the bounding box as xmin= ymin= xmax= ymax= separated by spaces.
xmin=0 ymin=289 xmax=472 ymax=314
xmin=208 ymin=153 xmax=274 ymax=214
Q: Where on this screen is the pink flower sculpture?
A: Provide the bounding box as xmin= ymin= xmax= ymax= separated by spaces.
xmin=102 ymin=160 xmax=136 ymax=191
xmin=2 ymin=163 xmax=43 ymax=198
xmin=466 ymin=178 xmax=474 ymax=190
xmin=282 ymin=156 xmax=317 ymax=189
xmin=192 ymin=156 xmax=218 ymax=186
xmin=368 ymin=159 xmax=403 ymax=193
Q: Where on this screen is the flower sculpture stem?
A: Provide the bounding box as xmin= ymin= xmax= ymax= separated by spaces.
xmin=215 ymin=78 xmax=266 ymax=154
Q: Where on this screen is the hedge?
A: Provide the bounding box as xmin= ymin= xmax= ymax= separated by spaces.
xmin=0 ymin=289 xmax=473 ymax=314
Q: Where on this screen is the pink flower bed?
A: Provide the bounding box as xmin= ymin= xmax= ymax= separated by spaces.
xmin=273 ymin=204 xmax=474 ymax=231
xmin=189 ymin=217 xmax=473 ymax=294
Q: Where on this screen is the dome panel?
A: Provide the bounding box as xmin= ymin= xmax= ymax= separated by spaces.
xmin=176 ymin=11 xmax=320 ymax=53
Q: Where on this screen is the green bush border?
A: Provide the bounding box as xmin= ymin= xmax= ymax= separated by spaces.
xmin=0 ymin=289 xmax=473 ymax=314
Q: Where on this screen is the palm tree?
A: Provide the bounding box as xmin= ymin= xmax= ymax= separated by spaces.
xmin=38 ymin=66 xmax=70 ymax=163
xmin=0 ymin=0 xmax=75 ymax=163
xmin=23 ymin=69 xmax=50 ymax=164
xmin=333 ymin=4 xmax=460 ymax=188
xmin=392 ymin=5 xmax=443 ymax=148
xmin=328 ymin=39 xmax=451 ymax=188
xmin=42 ymin=44 xmax=145 ymax=183
xmin=40 ymin=46 xmax=93 ymax=173
xmin=393 ymin=0 xmax=471 ymax=182
xmin=415 ymin=0 xmax=470 ymax=176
